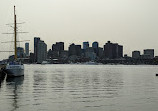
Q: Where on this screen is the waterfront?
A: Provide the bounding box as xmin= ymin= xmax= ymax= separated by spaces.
xmin=1 ymin=64 xmax=158 ymax=111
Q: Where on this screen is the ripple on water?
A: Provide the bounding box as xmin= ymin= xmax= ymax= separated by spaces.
xmin=1 ymin=65 xmax=158 ymax=111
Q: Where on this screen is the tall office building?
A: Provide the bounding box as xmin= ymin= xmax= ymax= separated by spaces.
xmin=98 ymin=47 xmax=103 ymax=58
xmin=132 ymin=51 xmax=140 ymax=59
xmin=68 ymin=43 xmax=81 ymax=56
xmin=75 ymin=45 xmax=82 ymax=56
xmin=17 ymin=47 xmax=24 ymax=58
xmin=52 ymin=42 xmax=64 ymax=58
xmin=118 ymin=45 xmax=123 ymax=58
xmin=52 ymin=42 xmax=64 ymax=51
xmin=83 ymin=42 xmax=89 ymax=49
xmin=37 ymin=40 xmax=47 ymax=63
xmin=85 ymin=47 xmax=96 ymax=60
xmin=34 ymin=37 xmax=40 ymax=62
xmin=25 ymin=42 xmax=29 ymax=57
xmin=144 ymin=49 xmax=154 ymax=59
xmin=92 ymin=41 xmax=99 ymax=56
xmin=92 ymin=41 xmax=98 ymax=49
xmin=104 ymin=41 xmax=123 ymax=59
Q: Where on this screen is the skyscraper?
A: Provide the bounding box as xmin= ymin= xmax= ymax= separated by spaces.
xmin=92 ymin=41 xmax=99 ymax=56
xmin=37 ymin=40 xmax=47 ymax=63
xmin=132 ymin=51 xmax=140 ymax=59
xmin=144 ymin=49 xmax=154 ymax=59
xmin=52 ymin=42 xmax=64 ymax=51
xmin=34 ymin=37 xmax=40 ymax=62
xmin=104 ymin=41 xmax=123 ymax=59
xmin=68 ymin=43 xmax=81 ymax=56
xmin=83 ymin=42 xmax=89 ymax=49
xmin=25 ymin=42 xmax=29 ymax=57
xmin=17 ymin=47 xmax=24 ymax=58
xmin=92 ymin=41 xmax=98 ymax=49
xmin=52 ymin=42 xmax=64 ymax=58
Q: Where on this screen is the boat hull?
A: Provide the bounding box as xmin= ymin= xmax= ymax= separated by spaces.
xmin=5 ymin=69 xmax=24 ymax=77
xmin=5 ymin=65 xmax=24 ymax=77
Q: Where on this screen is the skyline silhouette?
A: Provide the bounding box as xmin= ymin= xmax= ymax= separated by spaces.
xmin=0 ymin=0 xmax=158 ymax=60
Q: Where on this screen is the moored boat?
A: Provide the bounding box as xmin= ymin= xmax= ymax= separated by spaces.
xmin=3 ymin=6 xmax=24 ymax=77
xmin=5 ymin=62 xmax=24 ymax=77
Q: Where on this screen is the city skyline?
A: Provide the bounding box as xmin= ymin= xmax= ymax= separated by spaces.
xmin=1 ymin=0 xmax=158 ymax=60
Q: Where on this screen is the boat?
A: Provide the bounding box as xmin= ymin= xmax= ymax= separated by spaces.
xmin=84 ymin=61 xmax=98 ymax=65
xmin=4 ymin=6 xmax=24 ymax=77
xmin=41 ymin=61 xmax=49 ymax=65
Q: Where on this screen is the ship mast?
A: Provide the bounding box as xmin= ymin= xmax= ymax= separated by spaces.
xmin=14 ymin=6 xmax=17 ymax=60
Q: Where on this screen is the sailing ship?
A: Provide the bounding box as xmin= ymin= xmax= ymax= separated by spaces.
xmin=4 ymin=6 xmax=24 ymax=77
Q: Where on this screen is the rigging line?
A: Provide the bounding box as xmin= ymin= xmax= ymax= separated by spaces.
xmin=0 ymin=51 xmax=14 ymax=52
xmin=6 ymin=22 xmax=25 ymax=25
xmin=2 ymin=32 xmax=28 ymax=34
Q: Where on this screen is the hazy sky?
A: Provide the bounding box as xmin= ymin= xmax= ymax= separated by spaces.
xmin=0 ymin=0 xmax=158 ymax=60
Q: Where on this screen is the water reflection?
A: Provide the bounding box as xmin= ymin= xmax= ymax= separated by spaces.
xmin=6 ymin=76 xmax=24 ymax=111
xmin=67 ymin=68 xmax=124 ymax=99
xmin=32 ymin=70 xmax=47 ymax=107
xmin=33 ymin=70 xmax=47 ymax=89
xmin=51 ymin=73 xmax=65 ymax=89
xmin=6 ymin=76 xmax=24 ymax=85
xmin=102 ymin=71 xmax=124 ymax=98
xmin=1 ymin=65 xmax=158 ymax=111
xmin=0 ymin=74 xmax=6 ymax=87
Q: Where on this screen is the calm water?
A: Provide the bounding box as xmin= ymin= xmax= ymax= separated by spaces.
xmin=1 ymin=64 xmax=158 ymax=111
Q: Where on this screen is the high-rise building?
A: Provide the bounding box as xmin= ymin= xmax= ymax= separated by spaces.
xmin=118 ymin=45 xmax=123 ymax=58
xmin=17 ymin=47 xmax=24 ymax=58
xmin=29 ymin=53 xmax=34 ymax=63
xmin=83 ymin=42 xmax=89 ymax=49
xmin=52 ymin=42 xmax=64 ymax=51
xmin=92 ymin=41 xmax=98 ymax=49
xmin=75 ymin=45 xmax=82 ymax=56
xmin=52 ymin=42 xmax=64 ymax=58
xmin=92 ymin=41 xmax=99 ymax=56
xmin=104 ymin=41 xmax=123 ymax=59
xmin=68 ymin=43 xmax=81 ymax=56
xmin=98 ymin=47 xmax=103 ymax=58
xmin=144 ymin=49 xmax=154 ymax=59
xmin=34 ymin=37 xmax=40 ymax=62
xmin=25 ymin=43 xmax=29 ymax=57
xmin=104 ymin=41 xmax=113 ymax=59
xmin=37 ymin=40 xmax=47 ymax=63
xmin=85 ymin=47 xmax=96 ymax=60
xmin=132 ymin=51 xmax=140 ymax=59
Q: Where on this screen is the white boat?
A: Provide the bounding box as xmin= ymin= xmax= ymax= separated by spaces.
xmin=4 ymin=6 xmax=24 ymax=77
xmin=84 ymin=61 xmax=98 ymax=65
xmin=5 ymin=62 xmax=24 ymax=77
xmin=41 ymin=61 xmax=49 ymax=65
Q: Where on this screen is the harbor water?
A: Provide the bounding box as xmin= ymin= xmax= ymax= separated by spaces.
xmin=1 ymin=64 xmax=158 ymax=111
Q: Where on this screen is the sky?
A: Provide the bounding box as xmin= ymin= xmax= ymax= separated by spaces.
xmin=0 ymin=0 xmax=158 ymax=60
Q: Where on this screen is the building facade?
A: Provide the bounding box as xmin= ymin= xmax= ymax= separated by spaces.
xmin=104 ymin=41 xmax=123 ymax=59
xmin=52 ymin=42 xmax=64 ymax=58
xmin=132 ymin=51 xmax=140 ymax=59
xmin=85 ymin=47 xmax=96 ymax=60
xmin=37 ymin=40 xmax=47 ymax=63
xmin=68 ymin=43 xmax=81 ymax=56
xmin=52 ymin=42 xmax=64 ymax=51
xmin=25 ymin=42 xmax=29 ymax=57
xmin=17 ymin=47 xmax=24 ymax=58
xmin=144 ymin=49 xmax=154 ymax=59
xmin=92 ymin=41 xmax=99 ymax=56
xmin=83 ymin=42 xmax=89 ymax=49
xmin=34 ymin=37 xmax=40 ymax=62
